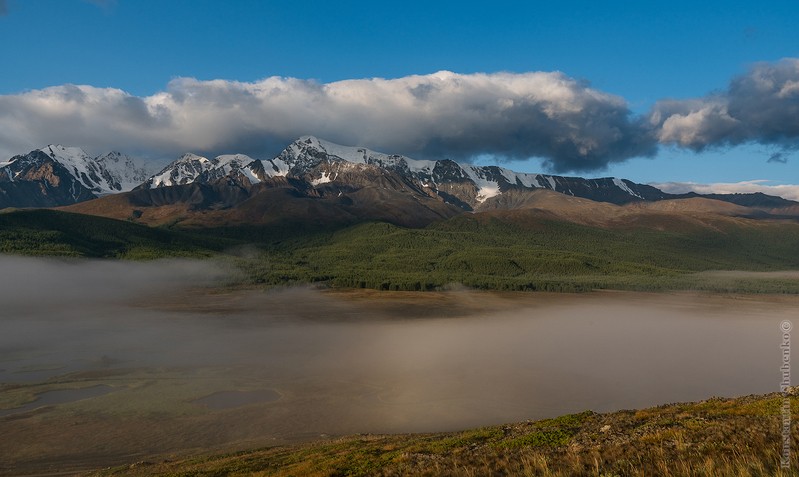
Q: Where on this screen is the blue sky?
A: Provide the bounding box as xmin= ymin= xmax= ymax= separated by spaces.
xmin=1 ymin=0 xmax=798 ymax=192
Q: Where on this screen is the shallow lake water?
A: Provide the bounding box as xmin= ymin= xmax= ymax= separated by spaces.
xmin=0 ymin=385 xmax=114 ymax=417
xmin=0 ymin=255 xmax=797 ymax=474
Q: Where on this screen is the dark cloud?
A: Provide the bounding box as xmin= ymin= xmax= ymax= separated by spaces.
xmin=650 ymin=59 xmax=799 ymax=151
xmin=0 ymin=0 xmax=7 ymax=15
xmin=390 ymin=74 xmax=657 ymax=172
xmin=768 ymin=152 xmax=788 ymax=164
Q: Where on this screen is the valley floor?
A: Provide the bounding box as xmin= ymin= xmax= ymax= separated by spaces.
xmin=2 ymin=288 xmax=798 ymax=477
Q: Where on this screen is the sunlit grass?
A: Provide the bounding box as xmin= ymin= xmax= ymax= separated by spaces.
xmin=92 ymin=393 xmax=799 ymax=477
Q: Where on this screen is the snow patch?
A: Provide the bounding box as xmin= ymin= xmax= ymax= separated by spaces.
xmin=405 ymin=157 xmax=438 ymax=173
xmin=612 ymin=177 xmax=643 ymax=199
xmin=463 ymin=166 xmax=501 ymax=203
xmin=508 ymin=171 xmax=540 ymax=188
xmin=268 ymin=158 xmax=290 ymax=176
xmin=311 ymin=171 xmax=333 ymax=186
xmin=240 ymin=167 xmax=262 ymax=184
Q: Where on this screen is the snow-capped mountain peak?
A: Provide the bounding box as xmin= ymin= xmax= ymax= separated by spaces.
xmin=141 ymin=152 xmax=268 ymax=189
xmin=214 ymin=154 xmax=254 ymax=171
xmin=1 ymin=138 xmax=787 ymax=212
xmin=280 ymin=136 xmax=429 ymax=175
xmin=94 ymin=151 xmax=155 ymax=192
xmin=0 ymin=144 xmax=155 ymax=207
xmin=271 ymin=137 xmax=669 ymax=206
xmin=40 ymin=144 xmax=90 ymax=161
xmin=144 ymin=153 xmax=213 ymax=188
xmin=39 ymin=144 xmax=94 ymax=179
xmin=35 ymin=144 xmax=153 ymax=194
xmin=130 ymin=136 xmax=673 ymax=207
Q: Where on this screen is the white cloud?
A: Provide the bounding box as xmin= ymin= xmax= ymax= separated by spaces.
xmin=5 ymin=60 xmax=799 ymax=174
xmin=653 ymin=99 xmax=740 ymax=148
xmin=651 ymin=180 xmax=799 ymax=202
xmin=0 ymin=71 xmax=655 ymax=172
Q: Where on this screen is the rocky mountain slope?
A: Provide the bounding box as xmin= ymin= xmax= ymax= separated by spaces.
xmin=4 ymin=137 xmax=798 ymax=227
xmin=139 ymin=136 xmax=674 ymax=210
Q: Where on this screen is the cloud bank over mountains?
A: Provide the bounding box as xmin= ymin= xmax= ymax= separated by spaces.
xmin=1 ymin=59 xmax=798 ymax=173
xmin=650 ymin=59 xmax=799 ymax=153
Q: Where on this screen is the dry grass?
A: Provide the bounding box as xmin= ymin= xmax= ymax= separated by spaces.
xmin=90 ymin=393 xmax=799 ymax=477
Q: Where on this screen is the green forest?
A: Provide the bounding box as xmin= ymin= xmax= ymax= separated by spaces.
xmin=3 ymin=209 xmax=799 ymax=293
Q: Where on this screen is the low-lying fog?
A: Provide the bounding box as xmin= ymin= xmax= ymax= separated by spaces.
xmin=1 ymin=255 xmax=796 ymax=471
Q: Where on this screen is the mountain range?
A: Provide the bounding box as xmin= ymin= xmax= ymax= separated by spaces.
xmin=0 ymin=145 xmax=154 ymax=208
xmin=1 ymin=136 xmax=798 ymax=228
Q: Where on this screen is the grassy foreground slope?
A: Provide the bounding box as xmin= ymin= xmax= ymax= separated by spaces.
xmin=2 ymin=209 xmax=799 ymax=292
xmin=94 ymin=393 xmax=799 ymax=477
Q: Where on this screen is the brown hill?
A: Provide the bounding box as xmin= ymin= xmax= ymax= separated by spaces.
xmin=468 ymin=188 xmax=799 ymax=234
xmin=628 ymin=197 xmax=763 ymax=216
